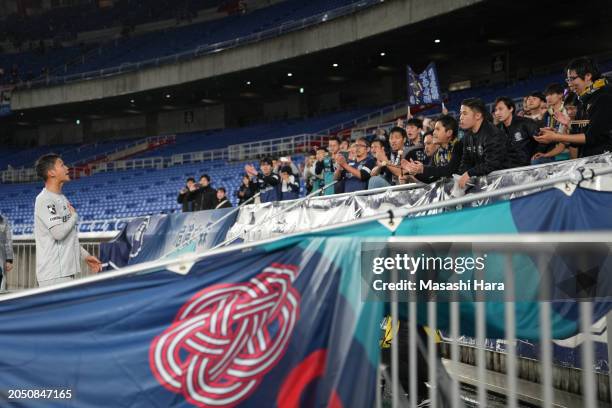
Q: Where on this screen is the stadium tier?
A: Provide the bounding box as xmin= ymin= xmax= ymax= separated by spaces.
xmin=0 ymin=106 xmax=371 ymax=170
xmin=1 ymin=0 xmax=369 ymax=85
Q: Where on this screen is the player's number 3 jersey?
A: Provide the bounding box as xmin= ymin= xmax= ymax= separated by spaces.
xmin=34 ymin=188 xmax=83 ymax=283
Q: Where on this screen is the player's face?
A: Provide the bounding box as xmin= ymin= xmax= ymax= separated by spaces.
xmin=389 ymin=132 xmax=404 ymax=152
xmin=494 ymin=102 xmax=513 ymax=123
xmin=51 ymin=159 xmax=70 ymax=182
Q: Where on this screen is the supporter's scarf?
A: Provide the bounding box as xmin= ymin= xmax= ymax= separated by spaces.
xmin=434 ymin=139 xmax=458 ymax=167
xmin=579 ymin=78 xmax=608 ymax=98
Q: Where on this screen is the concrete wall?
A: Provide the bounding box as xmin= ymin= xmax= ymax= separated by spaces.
xmin=157 ymin=104 xmax=225 ymax=134
xmin=12 ymin=0 xmax=482 ymax=110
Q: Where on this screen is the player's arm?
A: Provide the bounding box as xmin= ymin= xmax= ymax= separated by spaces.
xmin=36 ymin=199 xmax=78 ymax=242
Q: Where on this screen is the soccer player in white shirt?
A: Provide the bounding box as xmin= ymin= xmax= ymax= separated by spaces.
xmin=34 ymin=154 xmax=101 ymax=287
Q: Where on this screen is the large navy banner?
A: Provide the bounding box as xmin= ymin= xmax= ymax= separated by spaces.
xmin=100 ymin=208 xmax=237 ymax=268
xmin=0 ymin=237 xmax=381 ymax=407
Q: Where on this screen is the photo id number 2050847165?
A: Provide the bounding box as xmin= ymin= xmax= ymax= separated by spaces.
xmin=7 ymin=389 xmax=73 ymax=400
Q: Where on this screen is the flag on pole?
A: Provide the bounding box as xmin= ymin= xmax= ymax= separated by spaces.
xmin=407 ymin=62 xmax=441 ymax=106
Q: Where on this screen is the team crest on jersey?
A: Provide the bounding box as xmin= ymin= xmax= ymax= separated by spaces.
xmin=150 ymin=263 xmax=301 ymax=408
xmin=47 ymin=204 xmax=57 ymax=215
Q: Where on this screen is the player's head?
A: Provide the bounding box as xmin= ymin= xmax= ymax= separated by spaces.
xmin=35 ymin=153 xmax=70 ymax=184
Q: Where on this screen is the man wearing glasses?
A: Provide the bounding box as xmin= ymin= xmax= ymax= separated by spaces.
xmin=334 ymin=137 xmax=375 ymax=193
xmin=535 ymin=57 xmax=612 ymax=157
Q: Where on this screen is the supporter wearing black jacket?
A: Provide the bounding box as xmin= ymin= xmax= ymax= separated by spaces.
xmin=236 ymin=174 xmax=255 ymax=205
xmin=494 ymin=96 xmax=541 ymax=166
xmin=215 ymin=188 xmax=232 ymax=209
xmin=245 ymin=158 xmax=280 ymax=203
xmin=177 ymin=177 xmax=196 ymax=212
xmin=403 ymin=115 xmax=463 ymax=183
xmin=536 ymin=58 xmax=612 ymax=157
xmin=457 ymin=98 xmax=509 ymax=188
xmin=191 ymin=174 xmax=217 ymax=211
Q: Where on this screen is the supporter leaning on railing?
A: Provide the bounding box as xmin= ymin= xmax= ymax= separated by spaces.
xmin=535 ymin=57 xmax=612 ymax=157
xmin=402 ymin=115 xmax=463 ymax=183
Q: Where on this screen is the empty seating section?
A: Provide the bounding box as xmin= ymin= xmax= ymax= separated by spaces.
xmin=132 ymin=108 xmax=373 ymax=158
xmin=1 ymin=0 xmax=367 ymax=84
xmin=0 ymin=138 xmax=147 ymax=170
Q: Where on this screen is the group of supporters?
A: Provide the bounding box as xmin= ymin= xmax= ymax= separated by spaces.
xmin=175 ymin=57 xmax=611 ymax=208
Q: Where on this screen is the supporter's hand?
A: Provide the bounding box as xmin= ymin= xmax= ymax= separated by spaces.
xmin=531 ymin=152 xmax=545 ymax=160
xmin=188 ymin=184 xmax=197 ymax=192
xmin=402 ymin=159 xmax=423 ymax=175
xmin=244 ymin=164 xmax=257 ymax=176
xmin=4 ymin=262 xmax=12 ymax=273
xmin=334 ymin=153 xmax=347 ymax=167
xmin=442 ymin=105 xmax=449 ymax=115
xmin=396 ymin=118 xmax=404 ymax=128
xmin=67 ymin=203 xmax=76 ymax=214
xmin=458 ymin=172 xmax=470 ymax=189
xmin=375 ymin=149 xmax=388 ymax=164
xmin=85 ymin=256 xmax=102 ymax=273
xmin=554 ymin=111 xmax=571 ymax=126
xmin=534 ymin=128 xmax=557 ymax=144
xmin=180 ymin=187 xmax=187 ymax=194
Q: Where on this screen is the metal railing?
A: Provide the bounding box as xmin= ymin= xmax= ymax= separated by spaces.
xmin=227 ymin=133 xmax=328 ymax=161
xmin=5 ymin=238 xmax=102 ymax=291
xmin=379 ymin=234 xmax=612 ymax=408
xmin=319 ymin=100 xmax=412 ymax=135
xmin=17 ymin=0 xmax=384 ymax=89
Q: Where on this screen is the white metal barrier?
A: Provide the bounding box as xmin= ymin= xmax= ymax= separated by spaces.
xmin=5 ymin=238 xmax=103 ymax=291
xmin=380 ymin=234 xmax=612 ymax=408
xmin=227 ymin=133 xmax=328 ymax=161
